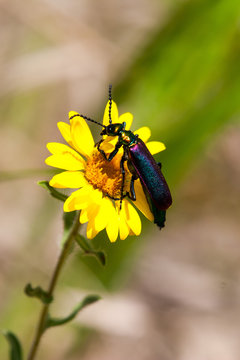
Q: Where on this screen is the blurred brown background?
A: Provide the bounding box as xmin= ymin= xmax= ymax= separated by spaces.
xmin=0 ymin=0 xmax=240 ymax=359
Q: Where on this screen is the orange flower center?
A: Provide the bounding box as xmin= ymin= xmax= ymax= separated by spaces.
xmin=85 ymin=150 xmax=131 ymax=199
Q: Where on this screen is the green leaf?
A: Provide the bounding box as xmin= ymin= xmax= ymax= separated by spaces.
xmin=76 ymin=234 xmax=106 ymax=266
xmin=46 ymin=295 xmax=101 ymax=329
xmin=2 ymin=331 xmax=23 ymax=360
xmin=24 ymin=283 xmax=53 ymax=304
xmin=38 ymin=181 xmax=67 ymax=202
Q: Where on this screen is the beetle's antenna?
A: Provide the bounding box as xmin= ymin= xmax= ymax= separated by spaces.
xmin=69 ymin=113 xmax=106 ymax=128
xmin=108 ymin=84 xmax=112 ymax=124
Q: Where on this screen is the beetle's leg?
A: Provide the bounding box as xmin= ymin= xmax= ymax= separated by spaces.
xmin=119 ymin=153 xmax=126 ymax=210
xmin=125 ymin=159 xmax=138 ymax=201
xmin=107 ymin=139 xmax=122 ymax=161
xmin=157 ymin=162 xmax=162 ymax=169
xmin=127 ymin=174 xmax=138 ymax=201
xmin=105 ymin=194 xmax=127 ymax=201
xmin=95 ymin=139 xmax=103 ymax=148
xmin=95 ymin=139 xmax=108 ymax=160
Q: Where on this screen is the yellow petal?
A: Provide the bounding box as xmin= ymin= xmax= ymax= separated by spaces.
xmin=118 ymin=209 xmax=130 ymax=240
xmin=63 ymin=186 xmax=92 ymax=212
xmin=103 ymin=100 xmax=119 ymax=126
xmin=90 ymin=189 xmax=103 ymax=203
xmin=87 ymin=221 xmax=99 ymax=239
xmin=80 ymin=199 xmax=100 ymax=223
xmin=119 ymin=112 xmax=133 ymax=130
xmin=86 ymin=202 xmax=100 ymax=222
xmin=49 ymin=171 xmax=88 ymax=189
xmin=69 ymin=114 xmax=94 ymax=158
xmin=83 ymin=201 xmax=102 ymax=238
xmin=94 ymin=197 xmax=112 ymax=232
xmin=106 ymin=202 xmax=119 ymax=242
xmin=134 ymin=127 xmax=151 ymax=143
xmin=57 ymin=122 xmax=73 ymax=146
xmin=46 ymin=142 xmax=85 ymax=170
xmin=100 ymin=137 xmax=117 ymax=153
xmin=80 ymin=208 xmax=89 ymax=223
xmin=132 ymin=180 xmax=154 ymax=221
xmin=46 ymin=142 xmax=81 ymax=156
xmin=45 ymin=154 xmax=85 ymax=171
xmin=122 ymin=200 xmax=141 ymax=235
xmin=146 ymin=141 xmax=166 ymax=155
xmin=69 ymin=111 xmax=79 ymax=120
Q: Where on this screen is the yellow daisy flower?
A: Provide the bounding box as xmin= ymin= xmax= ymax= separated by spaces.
xmin=45 ymin=100 xmax=166 ymax=242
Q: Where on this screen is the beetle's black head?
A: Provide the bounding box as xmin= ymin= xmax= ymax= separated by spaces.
xmin=101 ymin=123 xmax=123 ymax=136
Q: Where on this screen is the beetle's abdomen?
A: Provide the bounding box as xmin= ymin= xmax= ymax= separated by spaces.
xmin=128 ymin=139 xmax=172 ymax=210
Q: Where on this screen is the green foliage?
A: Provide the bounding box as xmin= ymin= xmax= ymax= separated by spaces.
xmin=38 ymin=181 xmax=67 ymax=202
xmin=76 ymin=235 xmax=106 ymax=266
xmin=24 ymin=284 xmax=53 ymax=304
xmin=2 ymin=331 xmax=23 ymax=360
xmin=46 ymin=295 xmax=101 ymax=329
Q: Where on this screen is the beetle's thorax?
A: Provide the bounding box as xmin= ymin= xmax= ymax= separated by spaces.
xmin=120 ymin=130 xmax=137 ymax=146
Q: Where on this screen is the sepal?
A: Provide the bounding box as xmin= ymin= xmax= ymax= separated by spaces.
xmin=2 ymin=331 xmax=23 ymax=360
xmin=38 ymin=181 xmax=67 ymax=201
xmin=24 ymin=283 xmax=53 ymax=304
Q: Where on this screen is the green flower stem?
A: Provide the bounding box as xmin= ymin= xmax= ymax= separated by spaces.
xmin=27 ymin=211 xmax=81 ymax=360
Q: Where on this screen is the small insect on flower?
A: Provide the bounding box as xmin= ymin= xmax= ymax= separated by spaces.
xmin=45 ymin=86 xmax=172 ymax=242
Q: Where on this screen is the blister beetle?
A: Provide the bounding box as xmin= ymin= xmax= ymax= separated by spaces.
xmin=70 ymin=85 xmax=172 ymax=228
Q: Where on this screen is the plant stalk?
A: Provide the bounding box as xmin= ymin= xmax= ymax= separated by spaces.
xmin=27 ymin=212 xmax=80 ymax=360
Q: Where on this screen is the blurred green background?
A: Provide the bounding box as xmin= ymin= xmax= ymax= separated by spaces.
xmin=1 ymin=0 xmax=240 ymax=359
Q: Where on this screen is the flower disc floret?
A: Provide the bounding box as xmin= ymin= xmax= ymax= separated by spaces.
xmin=84 ymin=150 xmax=131 ymax=199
